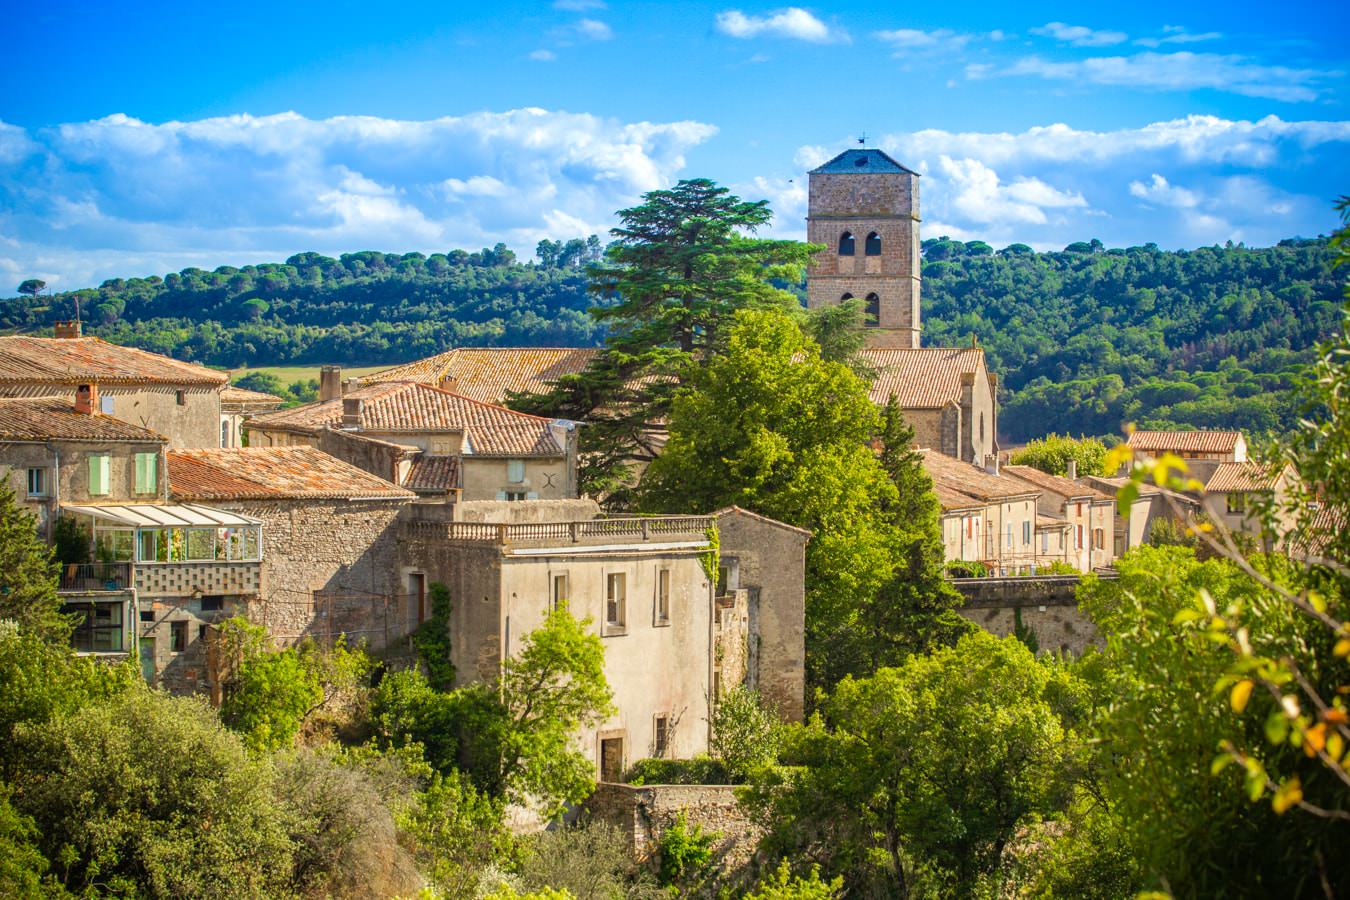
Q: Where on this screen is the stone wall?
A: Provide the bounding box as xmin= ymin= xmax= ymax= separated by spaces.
xmin=584 ymin=782 xmax=763 ymax=876
xmin=952 ymin=575 xmax=1111 ymax=655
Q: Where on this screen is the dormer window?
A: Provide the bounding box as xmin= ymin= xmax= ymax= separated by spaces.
xmin=838 ymin=232 xmax=855 ymax=256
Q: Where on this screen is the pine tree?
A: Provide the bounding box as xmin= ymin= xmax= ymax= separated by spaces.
xmin=0 ymin=481 xmax=69 ymax=642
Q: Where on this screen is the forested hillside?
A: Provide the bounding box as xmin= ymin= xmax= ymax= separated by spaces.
xmin=1 ymin=235 xmax=1340 ymax=440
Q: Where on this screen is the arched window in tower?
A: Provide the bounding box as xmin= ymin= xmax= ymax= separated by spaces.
xmin=838 ymin=232 xmax=855 ymax=256
xmin=840 ymin=293 xmax=854 ymax=302
xmin=863 ymin=293 xmax=880 ymax=327
xmin=865 ymin=231 xmax=882 ymax=256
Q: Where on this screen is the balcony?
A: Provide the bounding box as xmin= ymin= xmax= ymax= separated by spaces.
xmin=406 ymin=515 xmax=715 ymax=550
xmin=135 ymin=560 xmax=262 ymax=598
xmin=59 ymin=562 xmax=133 ymax=593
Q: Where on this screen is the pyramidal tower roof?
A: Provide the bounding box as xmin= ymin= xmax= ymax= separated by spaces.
xmin=808 ymin=148 xmax=919 ymax=176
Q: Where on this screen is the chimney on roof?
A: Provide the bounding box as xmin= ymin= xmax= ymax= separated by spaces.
xmin=341 ymin=397 xmax=363 ymax=427
xmin=54 ymin=320 xmax=82 ymax=339
xmin=74 ymin=383 xmax=98 ymax=415
xmin=439 ymin=376 xmax=458 ymax=393
xmin=985 ymin=455 xmax=999 ymax=476
xmin=320 ymin=365 xmax=343 ymax=403
xmin=1067 ymin=459 xmax=1078 ymax=481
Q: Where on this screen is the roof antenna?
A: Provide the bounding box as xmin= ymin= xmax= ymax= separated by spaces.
xmin=858 ymin=132 xmax=867 ymax=146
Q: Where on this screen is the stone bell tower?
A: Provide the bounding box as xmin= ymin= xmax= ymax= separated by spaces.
xmin=805 ymin=148 xmax=921 ymax=349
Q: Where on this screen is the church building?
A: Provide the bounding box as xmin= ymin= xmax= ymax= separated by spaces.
xmin=806 ymin=148 xmax=1000 ymax=467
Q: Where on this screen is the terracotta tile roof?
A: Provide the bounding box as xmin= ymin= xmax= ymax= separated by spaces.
xmin=0 ymin=398 xmax=166 ymax=442
xmin=1002 ymin=465 xmax=1113 ymax=502
xmin=220 ymin=385 xmax=284 ymax=412
xmin=933 ymin=483 xmax=987 ymax=512
xmin=860 ymin=348 xmax=988 ymax=408
xmin=360 ymin=347 xmax=599 ymax=404
xmin=920 ymin=449 xmax=1038 ymax=503
xmin=406 ymin=455 xmax=461 ymax=493
xmin=168 ymin=447 xmax=414 ymax=501
xmin=1037 ymin=514 xmax=1071 ymax=529
xmin=1205 ymin=461 xmax=1290 ymax=493
xmin=0 ymin=336 xmax=227 ymax=387
xmin=1128 ymin=430 xmax=1243 ymax=455
xmin=248 ymin=381 xmax=564 ymax=457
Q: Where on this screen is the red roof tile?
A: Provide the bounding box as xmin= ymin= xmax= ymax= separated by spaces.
xmin=406 ymin=455 xmax=461 ymax=493
xmin=247 ymin=381 xmax=564 ymax=457
xmin=360 ymin=347 xmax=599 ymax=404
xmin=0 ymin=398 xmax=167 ymax=442
xmin=220 ymin=385 xmax=284 ymax=411
xmin=1002 ymin=465 xmax=1113 ymax=501
xmin=1128 ymin=430 xmax=1243 ymax=455
xmin=1205 ymin=461 xmax=1290 ymax=493
xmin=920 ymin=450 xmax=1038 ymax=503
xmin=861 ymin=347 xmax=989 ymax=408
xmin=0 ymin=336 xmax=227 ymax=387
xmin=168 ymin=447 xmax=414 ymax=501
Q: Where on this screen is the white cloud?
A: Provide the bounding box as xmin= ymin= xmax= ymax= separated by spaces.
xmin=1136 ymin=25 xmax=1222 ymax=48
xmin=529 ymin=49 xmax=557 ymax=61
xmin=982 ymin=51 xmax=1336 ymax=102
xmin=714 ymin=8 xmax=847 ymax=43
xmin=573 ymin=18 xmax=613 ymax=40
xmin=936 ymin=156 xmax=1087 ymax=226
xmin=0 ymin=109 xmax=717 ymax=288
xmin=1030 ymin=22 xmax=1128 ymax=47
xmin=762 ymin=114 xmax=1349 ymax=253
xmin=874 ymin=27 xmax=972 ymax=53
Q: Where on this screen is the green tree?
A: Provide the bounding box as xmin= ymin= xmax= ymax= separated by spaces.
xmin=0 ymin=483 xmax=70 ymax=641
xmin=399 ymin=768 xmax=512 ymax=898
xmin=743 ymin=863 xmax=842 ymax=900
xmin=1009 ymin=433 xmax=1109 ymax=477
xmin=640 ymin=307 xmax=938 ymax=689
xmin=746 ymin=631 xmax=1073 ymax=897
xmin=12 ymin=690 xmax=295 ymax=897
xmin=16 ymin=279 xmax=45 ymax=297
xmin=511 ymin=179 xmax=815 ymax=502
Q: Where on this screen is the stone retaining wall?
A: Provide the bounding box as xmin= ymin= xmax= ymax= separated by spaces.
xmin=584 ymin=782 xmax=762 ymax=876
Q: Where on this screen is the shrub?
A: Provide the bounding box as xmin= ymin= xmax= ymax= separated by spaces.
xmin=1010 ymin=434 xmax=1109 ymax=478
xmin=945 ymin=560 xmax=988 ymax=579
xmin=516 ymin=821 xmax=661 ymax=899
xmin=709 ymin=685 xmax=783 ymax=781
xmin=624 ymin=755 xmax=729 ymax=786
xmin=744 ymin=862 xmax=843 ymax=899
xmin=656 ymin=812 xmax=715 ymax=889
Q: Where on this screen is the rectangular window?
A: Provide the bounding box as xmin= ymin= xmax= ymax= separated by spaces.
xmin=1040 ymin=532 xmax=1048 ymax=553
xmin=605 ymin=573 xmax=626 ymax=628
xmin=199 ymin=595 xmax=224 ymax=613
xmin=170 ymin=620 xmax=188 ymax=653
xmin=1076 ymin=525 xmax=1085 ymax=550
xmin=1022 ymin=521 xmax=1032 ymax=545
xmin=88 ymin=454 xmax=110 ymax=496
xmin=503 ymin=490 xmax=528 ymax=502
xmin=175 ymin=390 xmax=187 ymax=406
xmin=551 ymin=573 xmax=568 ymax=611
xmin=1226 ymin=493 xmax=1248 ymax=515
xmin=1094 ymin=528 xmax=1105 ymax=551
xmin=506 ymin=459 xmax=525 ymax=484
xmin=656 ymin=568 xmax=670 ymax=624
xmin=134 ymin=452 xmax=157 ymax=494
xmin=1006 ymin=523 xmax=1013 ymax=549
xmin=26 ymin=467 xmax=46 ymax=497
xmin=654 ymin=716 xmax=670 ymax=758
xmin=139 ymin=610 xmax=155 ymax=622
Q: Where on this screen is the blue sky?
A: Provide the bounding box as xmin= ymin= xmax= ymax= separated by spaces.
xmin=2 ymin=0 xmax=1348 ymax=289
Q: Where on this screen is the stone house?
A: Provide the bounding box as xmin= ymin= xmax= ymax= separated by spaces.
xmin=1084 ymin=475 xmax=1200 ymax=555
xmin=1001 ymin=465 xmax=1117 ymax=572
xmin=1201 ymin=461 xmax=1297 ymax=548
xmin=865 ymin=347 xmax=999 ymax=467
xmin=398 ymin=501 xmax=808 ymax=779
xmin=921 ymin=450 xmax=1039 ymax=574
xmin=1126 ymin=429 xmax=1248 ymax=486
xmin=0 ymin=394 xmax=171 ymax=658
xmin=0 ymin=322 xmax=227 ymax=449
xmin=934 ymin=483 xmax=990 ymax=566
xmin=711 ymin=507 xmax=809 ymax=723
xmin=166 ymin=447 xmax=416 ymax=678
xmin=219 ymin=384 xmax=283 ymax=448
xmin=245 ymin=380 xmax=578 ymax=503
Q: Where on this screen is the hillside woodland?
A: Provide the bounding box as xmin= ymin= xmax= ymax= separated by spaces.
xmin=1 ymin=235 xmax=1339 ymax=441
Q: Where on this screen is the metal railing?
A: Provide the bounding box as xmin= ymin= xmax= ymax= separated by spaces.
xmin=409 ymin=515 xmax=715 ymax=544
xmin=58 ymin=562 xmax=132 ymax=592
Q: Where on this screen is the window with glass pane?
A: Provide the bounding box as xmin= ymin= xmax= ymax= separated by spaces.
xmin=26 ymin=467 xmax=45 ymax=497
xmin=606 ymin=573 xmax=626 ymax=627
xmin=186 ymin=529 xmax=214 ymax=560
xmin=138 ymin=529 xmax=161 ymax=561
xmin=656 ymin=569 xmax=670 ymax=623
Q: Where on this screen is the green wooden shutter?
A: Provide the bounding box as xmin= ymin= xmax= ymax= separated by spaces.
xmin=89 ymin=454 xmax=109 ymax=496
xmin=134 ymin=453 xmax=157 ymax=494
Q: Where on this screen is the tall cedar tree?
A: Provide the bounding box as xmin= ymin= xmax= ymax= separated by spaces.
xmin=509 ymin=179 xmax=815 ymax=504
xmin=0 ymin=483 xmax=70 ymax=642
